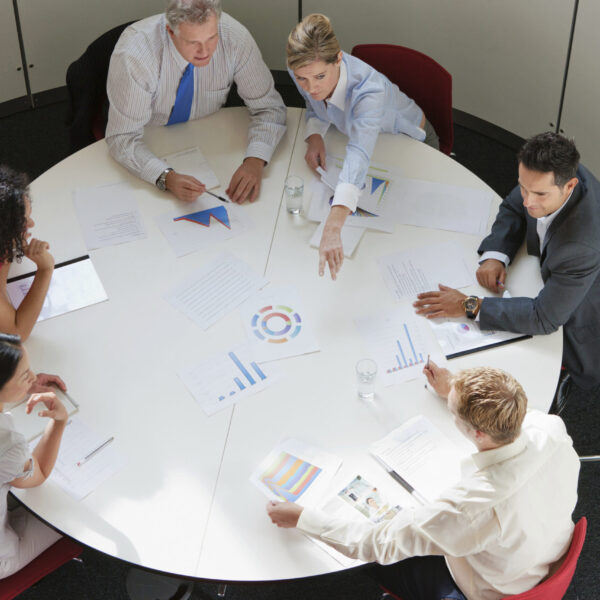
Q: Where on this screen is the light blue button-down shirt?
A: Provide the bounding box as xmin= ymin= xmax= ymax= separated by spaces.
xmin=290 ymin=52 xmax=424 ymax=211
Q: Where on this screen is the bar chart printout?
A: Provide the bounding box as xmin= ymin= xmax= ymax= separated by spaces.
xmin=251 ymin=439 xmax=343 ymax=504
xmin=355 ymin=306 xmax=445 ymax=386
xmin=177 ymin=345 xmax=280 ymax=416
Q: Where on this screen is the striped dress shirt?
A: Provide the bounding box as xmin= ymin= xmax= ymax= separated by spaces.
xmin=106 ymin=13 xmax=287 ymax=185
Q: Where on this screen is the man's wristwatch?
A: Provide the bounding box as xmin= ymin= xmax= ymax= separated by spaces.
xmin=156 ymin=168 xmax=173 ymax=191
xmin=463 ymin=296 xmax=481 ymax=319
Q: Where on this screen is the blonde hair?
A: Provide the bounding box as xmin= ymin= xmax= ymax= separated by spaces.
xmin=286 ymin=14 xmax=341 ymax=71
xmin=451 ymin=367 xmax=527 ymax=444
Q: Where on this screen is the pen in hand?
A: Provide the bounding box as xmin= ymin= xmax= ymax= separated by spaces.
xmin=205 ymin=190 xmax=230 ymax=203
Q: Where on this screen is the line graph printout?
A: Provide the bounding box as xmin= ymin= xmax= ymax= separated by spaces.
xmin=355 ymin=305 xmax=445 ymax=386
xmin=178 ymin=344 xmax=281 ymax=415
xmin=377 ymin=241 xmax=475 ymax=301
xmin=164 ymin=252 xmax=268 ymax=330
xmin=250 ymin=438 xmax=342 ymax=504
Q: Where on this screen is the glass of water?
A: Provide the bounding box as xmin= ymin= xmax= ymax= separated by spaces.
xmin=356 ymin=358 xmax=377 ymax=400
xmin=284 ymin=175 xmax=303 ymax=214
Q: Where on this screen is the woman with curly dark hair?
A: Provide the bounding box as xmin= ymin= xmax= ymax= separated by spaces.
xmin=0 ymin=165 xmax=54 ymax=341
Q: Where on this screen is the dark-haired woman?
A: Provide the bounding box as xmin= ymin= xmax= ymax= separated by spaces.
xmin=0 ymin=165 xmax=54 ymax=341
xmin=0 ymin=333 xmax=68 ymax=578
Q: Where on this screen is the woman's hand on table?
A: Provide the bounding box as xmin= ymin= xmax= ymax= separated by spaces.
xmin=266 ymin=501 xmax=303 ymax=528
xmin=305 ymin=134 xmax=326 ymax=172
xmin=29 ymin=373 xmax=67 ymax=395
xmin=26 ymin=392 xmax=68 ymax=422
xmin=319 ymin=206 xmax=350 ymax=280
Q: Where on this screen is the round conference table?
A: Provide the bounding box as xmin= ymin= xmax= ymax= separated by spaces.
xmin=10 ymin=107 xmax=561 ymax=581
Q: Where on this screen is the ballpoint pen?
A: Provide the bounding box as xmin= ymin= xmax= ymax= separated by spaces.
xmin=205 ymin=190 xmax=230 ymax=203
xmin=76 ymin=437 xmax=114 ymax=467
xmin=372 ymin=455 xmax=428 ymax=505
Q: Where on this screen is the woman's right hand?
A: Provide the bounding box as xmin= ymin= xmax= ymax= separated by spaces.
xmin=24 ymin=238 xmax=54 ymax=271
xmin=26 ymin=392 xmax=68 ymax=422
xmin=305 ymin=134 xmax=326 ymax=172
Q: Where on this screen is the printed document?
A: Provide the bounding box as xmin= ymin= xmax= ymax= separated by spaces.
xmin=377 ymin=241 xmax=475 ymax=300
xmin=73 ymin=182 xmax=146 ymax=249
xmin=164 ymin=252 xmax=268 ymax=329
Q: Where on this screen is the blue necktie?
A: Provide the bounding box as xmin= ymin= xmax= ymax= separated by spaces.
xmin=167 ymin=63 xmax=194 ymax=125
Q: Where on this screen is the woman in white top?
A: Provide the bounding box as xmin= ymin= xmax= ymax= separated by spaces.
xmin=0 ymin=165 xmax=55 ymax=341
xmin=0 ymin=333 xmax=68 ymax=579
xmin=287 ymin=14 xmax=439 ymax=279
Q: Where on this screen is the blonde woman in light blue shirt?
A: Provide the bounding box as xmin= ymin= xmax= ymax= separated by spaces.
xmin=287 ymin=14 xmax=439 ymax=279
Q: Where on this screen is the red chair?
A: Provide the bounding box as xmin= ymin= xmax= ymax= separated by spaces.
xmin=351 ymin=44 xmax=453 ymax=155
xmin=381 ymin=517 xmax=587 ymax=600
xmin=0 ymin=537 xmax=83 ymax=600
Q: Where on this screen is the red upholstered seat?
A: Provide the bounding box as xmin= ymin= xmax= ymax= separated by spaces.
xmin=0 ymin=537 xmax=83 ymax=600
xmin=380 ymin=517 xmax=587 ymax=600
xmin=351 ymin=44 xmax=453 ymax=155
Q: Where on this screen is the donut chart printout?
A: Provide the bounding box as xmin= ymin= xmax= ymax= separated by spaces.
xmin=240 ymin=284 xmax=320 ymax=362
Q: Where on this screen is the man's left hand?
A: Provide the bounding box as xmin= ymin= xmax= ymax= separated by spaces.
xmin=266 ymin=501 xmax=303 ymax=528
xmin=29 ymin=373 xmax=67 ymax=395
xmin=413 ymin=284 xmax=467 ymax=318
xmin=226 ymin=157 xmax=265 ymax=204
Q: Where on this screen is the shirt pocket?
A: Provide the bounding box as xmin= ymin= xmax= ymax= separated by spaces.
xmin=201 ymin=87 xmax=231 ymax=115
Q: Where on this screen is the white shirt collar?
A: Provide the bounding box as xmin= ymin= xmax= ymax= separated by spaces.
xmin=471 ymin=434 xmax=527 ymax=470
xmin=326 ymin=59 xmax=347 ymax=112
xmin=536 ymin=188 xmax=574 ymax=228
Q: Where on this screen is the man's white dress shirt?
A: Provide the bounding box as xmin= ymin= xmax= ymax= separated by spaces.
xmin=106 ymin=13 xmax=286 ymax=185
xmin=297 ymin=411 xmax=579 ymax=600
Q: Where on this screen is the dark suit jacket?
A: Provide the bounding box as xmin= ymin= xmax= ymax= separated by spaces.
xmin=478 ymin=165 xmax=600 ymax=389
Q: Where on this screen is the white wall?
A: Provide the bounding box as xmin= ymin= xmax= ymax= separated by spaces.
xmin=16 ymin=0 xmax=166 ymax=94
xmin=224 ymin=0 xmax=297 ymax=70
xmin=303 ymin=0 xmax=575 ymax=139
xmin=0 ymin=3 xmax=27 ymax=103
xmin=559 ymin=0 xmax=600 ymax=173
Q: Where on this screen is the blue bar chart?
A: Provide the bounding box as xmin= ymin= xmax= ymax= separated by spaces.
xmin=355 ymin=307 xmax=437 ymax=386
xmin=178 ymin=345 xmax=279 ymax=416
xmin=218 ymin=351 xmax=267 ymax=401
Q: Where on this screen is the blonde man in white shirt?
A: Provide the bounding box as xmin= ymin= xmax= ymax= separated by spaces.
xmin=106 ymin=0 xmax=286 ymax=204
xmin=267 ymin=362 xmax=580 ymax=600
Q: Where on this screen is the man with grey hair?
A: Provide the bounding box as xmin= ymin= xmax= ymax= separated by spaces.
xmin=106 ymin=0 xmax=286 ymax=203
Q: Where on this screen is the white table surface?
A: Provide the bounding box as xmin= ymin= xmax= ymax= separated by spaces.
xmin=10 ymin=106 xmax=561 ymax=581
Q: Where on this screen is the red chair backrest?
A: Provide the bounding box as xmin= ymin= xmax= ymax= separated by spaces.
xmin=0 ymin=537 xmax=82 ymax=600
xmin=502 ymin=517 xmax=587 ymax=599
xmin=380 ymin=518 xmax=587 ymax=600
xmin=351 ymin=44 xmax=453 ymax=155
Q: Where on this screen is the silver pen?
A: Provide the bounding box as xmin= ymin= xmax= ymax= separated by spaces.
xmin=76 ymin=437 xmax=114 ymax=467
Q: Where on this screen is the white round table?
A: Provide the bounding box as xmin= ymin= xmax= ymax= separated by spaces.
xmin=10 ymin=107 xmax=561 ymax=581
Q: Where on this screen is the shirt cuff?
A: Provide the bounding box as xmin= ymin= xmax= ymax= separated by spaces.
xmin=141 ymin=157 xmax=171 ymax=186
xmin=331 ymin=182 xmax=360 ymax=213
xmin=305 ymin=117 xmax=330 ymax=140
xmin=245 ymin=141 xmax=274 ymax=165
xmin=479 ymin=251 xmax=510 ymax=267
xmin=297 ymin=507 xmax=332 ymax=537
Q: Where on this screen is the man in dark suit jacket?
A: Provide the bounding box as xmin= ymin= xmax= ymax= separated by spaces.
xmin=413 ymin=132 xmax=600 ymax=390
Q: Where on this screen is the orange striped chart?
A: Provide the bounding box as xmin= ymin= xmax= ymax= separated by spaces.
xmin=259 ymin=452 xmax=322 ymax=502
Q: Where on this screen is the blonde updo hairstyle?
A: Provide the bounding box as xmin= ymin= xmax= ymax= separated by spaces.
xmin=286 ymin=13 xmax=341 ymax=72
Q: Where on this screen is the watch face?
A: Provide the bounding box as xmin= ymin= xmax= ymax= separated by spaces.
xmin=465 ymin=297 xmax=478 ymax=310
